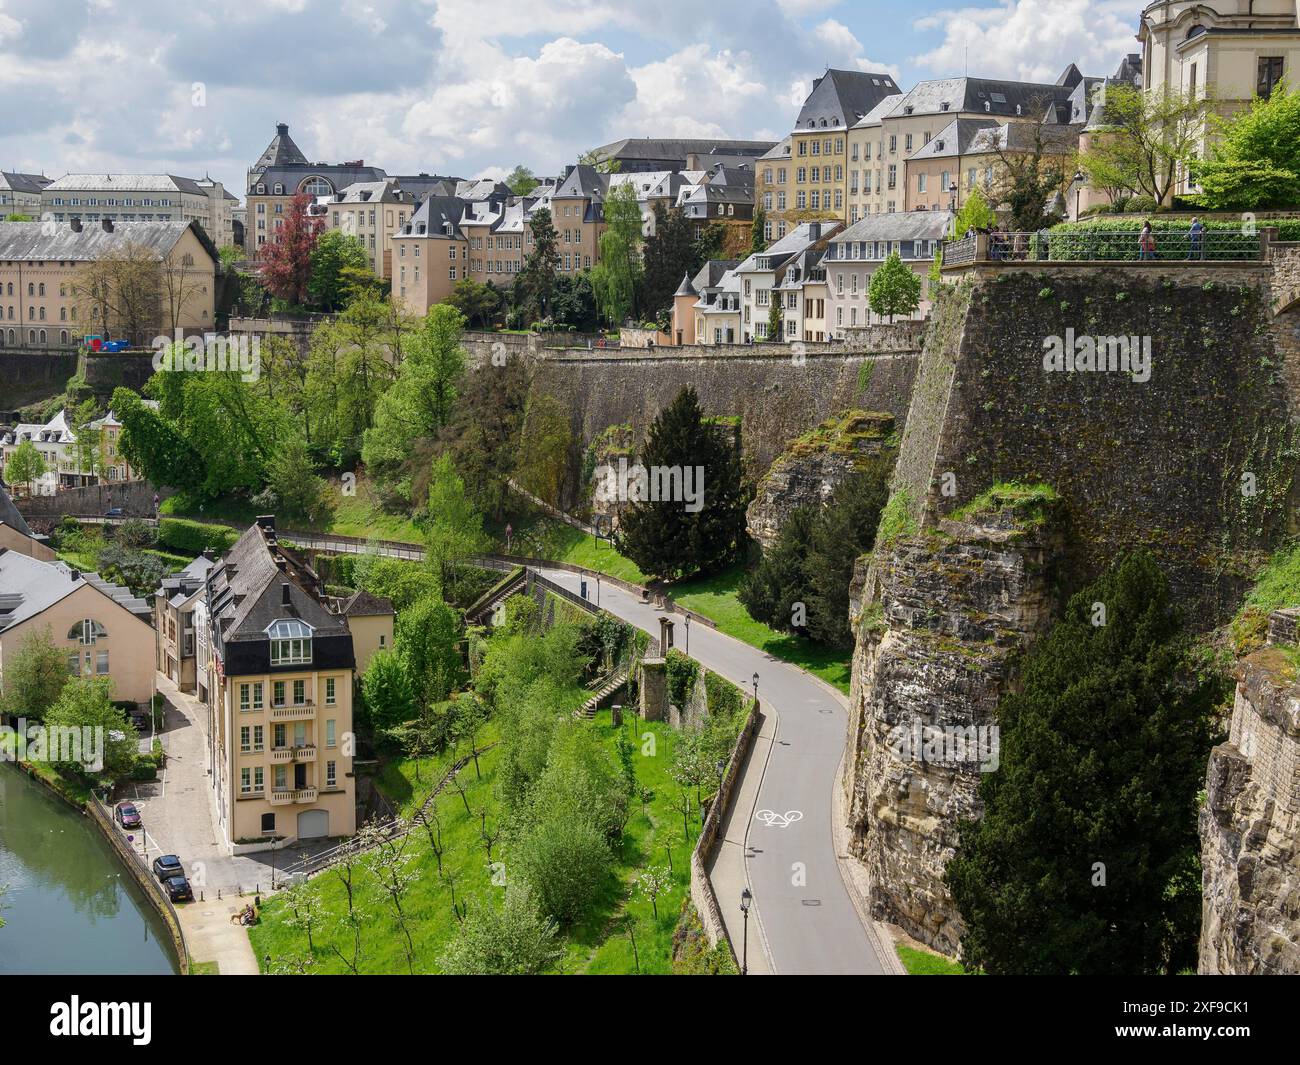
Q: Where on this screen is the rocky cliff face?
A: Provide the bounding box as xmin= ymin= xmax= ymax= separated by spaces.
xmin=1199 ymin=608 xmax=1300 ymax=974
xmin=846 ymin=497 xmax=1061 ymax=954
xmin=746 ymin=410 xmax=895 ymax=550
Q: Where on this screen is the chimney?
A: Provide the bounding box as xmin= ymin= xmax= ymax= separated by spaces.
xmin=255 ymin=515 xmax=275 ymax=532
xmin=70 ymin=218 xmax=82 ymax=232
xmin=808 ymin=222 xmax=821 ymax=240
xmin=276 ymin=122 xmax=289 ymax=136
xmin=101 ymin=218 xmax=114 ymax=233
xmin=281 ymin=582 xmax=291 ymax=606
xmin=70 ymin=568 xmax=81 ymax=582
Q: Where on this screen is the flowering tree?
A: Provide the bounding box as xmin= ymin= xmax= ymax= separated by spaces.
xmin=259 ymin=191 xmax=321 ymax=307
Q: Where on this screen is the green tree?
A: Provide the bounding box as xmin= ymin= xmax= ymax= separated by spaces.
xmin=308 ymin=230 xmax=370 ymax=311
xmin=44 ymin=678 xmax=139 ymax=784
xmin=945 ymin=553 xmax=1224 ymax=975
xmin=422 ymin=454 xmax=488 ymax=592
xmin=867 ymin=252 xmax=922 ymax=323
xmin=444 ymin=278 xmax=501 ymax=328
xmin=0 ymin=627 xmax=70 ymax=721
xmin=738 ymin=507 xmax=816 ymax=633
xmin=590 ymin=182 xmax=642 ymax=326
xmin=397 ymin=594 xmax=463 ymax=706
xmin=615 ymin=386 xmax=750 ymax=581
xmin=765 ymin=288 xmax=784 ymax=341
xmin=951 ymin=186 xmax=996 ymax=237
xmin=640 ymin=203 xmax=716 ymax=324
xmin=437 ymin=885 xmax=561 ymax=975
xmin=361 ymin=648 xmax=416 ymax=731
xmin=110 ymin=386 xmax=206 ymax=493
xmin=1195 ymin=81 xmax=1300 ymax=209
xmin=515 ymin=814 xmax=612 ymax=926
xmin=505 ymin=165 xmax=539 ymax=196
xmin=261 ymin=434 xmax=335 ymax=527
xmin=751 ymin=205 xmax=767 ymax=253
xmin=515 ymin=209 xmax=560 ymax=321
xmin=3 ymin=438 xmax=46 ymax=496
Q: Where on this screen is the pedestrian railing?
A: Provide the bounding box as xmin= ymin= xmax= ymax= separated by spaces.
xmin=944 ymin=228 xmax=1262 ymax=266
xmin=943 ymin=234 xmax=978 ymax=267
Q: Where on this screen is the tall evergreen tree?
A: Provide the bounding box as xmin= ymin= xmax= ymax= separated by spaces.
xmin=516 ymin=209 xmax=560 ymax=321
xmin=945 ymin=552 xmax=1224 ymax=975
xmin=738 ymin=505 xmax=817 ymax=634
xmin=615 ymin=387 xmax=749 ymax=581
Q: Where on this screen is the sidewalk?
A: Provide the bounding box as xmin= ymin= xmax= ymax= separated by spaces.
xmin=706 ymin=708 xmax=775 ymax=975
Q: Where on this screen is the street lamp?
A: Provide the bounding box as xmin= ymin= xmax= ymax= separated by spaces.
xmin=1072 ymin=170 xmax=1085 ymax=222
xmin=740 ymin=888 xmax=753 ymax=975
xmin=752 ymin=672 xmax=759 ymax=705
xmin=948 ymin=180 xmax=959 ymax=213
xmin=683 ymin=614 xmax=690 ymax=654
xmin=595 ymin=574 xmax=601 ymax=608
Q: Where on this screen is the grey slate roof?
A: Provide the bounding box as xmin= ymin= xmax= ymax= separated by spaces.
xmin=795 ymin=69 xmax=902 ymax=130
xmin=45 ymin=173 xmax=208 ymax=196
xmin=554 ymin=164 xmax=609 ymax=202
xmin=0 ymin=172 xmax=51 ymax=195
xmin=691 ymin=259 xmax=739 ymax=292
xmin=830 ymin=211 xmax=954 ymax=245
xmin=254 ymin=123 xmax=309 ymax=169
xmin=398 ymin=195 xmax=468 ymax=240
xmin=0 ymin=219 xmax=216 ymax=263
xmin=887 ymin=76 xmax=1072 ymax=121
xmin=589 ymin=138 xmax=774 ymax=168
xmin=0 ymin=482 xmax=34 ymax=538
xmin=0 ymin=550 xmax=149 ymax=633
xmin=906 ymin=119 xmax=1001 ymax=160
xmin=340 ymin=588 xmax=394 ymax=617
xmin=851 ymin=94 xmax=905 ymax=129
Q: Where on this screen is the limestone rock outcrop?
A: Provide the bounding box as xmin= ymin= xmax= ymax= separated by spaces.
xmin=845 ymin=498 xmax=1062 ymax=954
xmin=1199 ymin=609 xmax=1300 ymax=974
xmin=746 ymin=410 xmax=894 ymax=551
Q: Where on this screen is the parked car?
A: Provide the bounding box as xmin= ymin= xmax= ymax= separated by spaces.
xmin=162 ymin=875 xmax=193 ymax=902
xmin=114 ymin=802 xmax=142 ymax=829
xmin=152 ymin=854 xmax=183 ymax=882
xmin=104 ymin=507 xmax=124 ymax=519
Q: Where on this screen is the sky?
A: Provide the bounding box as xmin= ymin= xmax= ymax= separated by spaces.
xmin=0 ymin=0 xmax=1142 ymax=203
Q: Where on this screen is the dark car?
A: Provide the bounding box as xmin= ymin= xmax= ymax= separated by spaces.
xmin=114 ymin=802 xmax=142 ymax=829
xmin=162 ymin=876 xmax=193 ymax=902
xmin=152 ymin=854 xmax=183 ymax=882
xmin=104 ymin=507 xmax=124 ymax=519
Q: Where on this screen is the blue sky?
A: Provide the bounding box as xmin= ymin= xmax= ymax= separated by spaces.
xmin=0 ymin=0 xmax=1140 ymax=205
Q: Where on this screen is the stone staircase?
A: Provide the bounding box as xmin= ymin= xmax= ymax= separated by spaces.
xmin=576 ymin=667 xmax=629 ymax=719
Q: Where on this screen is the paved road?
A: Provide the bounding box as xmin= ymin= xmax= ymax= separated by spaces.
xmin=537 ymin=566 xmax=887 ymax=975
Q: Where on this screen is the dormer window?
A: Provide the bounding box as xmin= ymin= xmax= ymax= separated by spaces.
xmin=267 ymin=618 xmax=313 ymax=665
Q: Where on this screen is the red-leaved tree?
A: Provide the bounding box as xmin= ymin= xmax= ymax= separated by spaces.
xmin=259 ymin=191 xmax=321 ymax=307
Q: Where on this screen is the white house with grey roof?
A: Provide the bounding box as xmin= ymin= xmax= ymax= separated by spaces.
xmin=824 ymin=211 xmax=952 ymax=329
xmin=734 ymin=221 xmax=841 ymax=341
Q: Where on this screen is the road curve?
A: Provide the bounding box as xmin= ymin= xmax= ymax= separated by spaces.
xmin=535 ymin=566 xmax=886 ymax=975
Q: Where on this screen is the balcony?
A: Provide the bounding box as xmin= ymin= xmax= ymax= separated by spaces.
xmin=270 ymin=747 xmax=294 ymax=763
xmin=294 ymin=744 xmax=317 ymax=762
xmin=269 ymin=787 xmax=317 ymax=806
xmin=270 ymin=702 xmax=315 ymax=721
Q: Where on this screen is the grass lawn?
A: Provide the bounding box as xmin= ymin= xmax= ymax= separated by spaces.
xmin=327 ymin=479 xmax=425 ymax=543
xmin=249 ymin=705 xmax=709 ymax=974
xmin=896 ymin=944 xmax=971 ymax=975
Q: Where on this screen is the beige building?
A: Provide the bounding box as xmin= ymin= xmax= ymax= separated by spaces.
xmin=0 ymin=219 xmax=218 ymax=350
xmin=756 ymin=137 xmax=795 ymax=243
xmin=678 ymin=260 xmax=742 ymax=346
xmin=154 ymin=555 xmax=213 ymax=694
xmin=323 ymin=179 xmax=415 ymax=279
xmin=202 ymin=518 xmax=391 ymax=846
xmin=0 ymin=550 xmax=156 ymax=707
xmin=824 ymin=211 xmax=951 ymax=330
xmin=550 ymin=164 xmax=606 ymax=276
xmin=0 ymin=487 xmax=54 ymax=561
xmin=43 ymin=174 xmax=234 ymax=248
xmin=1137 ymin=0 xmax=1300 ymax=196
xmin=390 ymin=196 xmax=470 ymax=317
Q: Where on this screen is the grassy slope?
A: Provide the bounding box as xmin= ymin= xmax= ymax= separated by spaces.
xmin=896 ymin=944 xmax=970 ymax=975
xmin=249 ymin=708 xmax=704 ymax=974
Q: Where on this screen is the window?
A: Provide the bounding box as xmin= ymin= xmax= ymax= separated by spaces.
xmin=918 ymin=173 xmax=927 ymax=194
xmin=274 ymin=680 xmax=286 ymax=706
xmin=240 ymin=683 xmax=251 ymax=711
xmin=261 ymin=812 xmax=275 ymax=833
xmin=1258 ymin=56 xmax=1285 ymax=98
xmin=254 ymin=767 xmax=264 ymax=793
xmin=327 ymin=719 xmax=337 ymax=748
xmin=293 ymin=679 xmax=306 ymax=705
xmin=253 ymin=725 xmax=264 ymax=752
xmin=67 ymin=653 xmax=80 ymax=676
xmin=252 ymin=682 xmax=264 ymax=709
xmin=241 ymin=767 xmax=252 ymax=793
xmin=327 ymin=760 xmax=337 ymax=788
xmin=267 ymin=618 xmax=312 ymax=664
xmin=95 ymin=650 xmax=108 ymax=674
xmin=274 ymin=765 xmax=287 ymax=790
xmin=325 ymin=678 xmax=336 ymax=705
xmin=240 ymin=726 xmax=251 ymax=753
xmin=68 ymin=619 xmax=107 ymax=644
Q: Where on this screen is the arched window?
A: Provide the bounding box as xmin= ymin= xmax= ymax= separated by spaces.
xmin=38 ymin=283 xmax=44 ymax=296
xmin=60 ymin=329 xmax=68 ymax=343
xmin=273 ymin=182 xmax=284 ymax=195
xmin=68 ymin=619 xmax=108 ymax=644
xmin=257 ymin=183 xmax=266 ymax=194
xmin=38 ymin=329 xmax=45 ymax=342
xmin=27 ymin=282 xmax=34 ymax=296
xmin=300 ymin=176 xmax=332 ymax=197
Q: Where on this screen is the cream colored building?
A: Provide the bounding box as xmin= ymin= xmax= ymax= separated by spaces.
xmin=43 ymin=174 xmax=234 ymax=248
xmin=1137 ymin=0 xmax=1300 ymax=196
xmin=0 ymin=219 xmax=217 ymax=350
xmin=324 ymin=179 xmax=415 ymax=279
xmin=0 ymin=551 xmax=156 ymax=707
xmin=203 ymin=518 xmax=391 ymax=846
xmin=391 ymin=196 xmax=470 ymax=317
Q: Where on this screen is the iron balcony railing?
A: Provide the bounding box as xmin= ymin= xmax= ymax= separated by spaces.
xmin=943 ymin=228 xmax=1262 ymax=265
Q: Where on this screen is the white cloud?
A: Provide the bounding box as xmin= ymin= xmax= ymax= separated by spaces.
xmin=912 ymin=0 xmax=1135 ymax=81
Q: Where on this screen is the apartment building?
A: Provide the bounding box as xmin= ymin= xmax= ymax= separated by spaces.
xmin=203 ymin=517 xmax=391 ymax=846
xmin=1 ymin=405 xmax=148 ymax=494
xmin=734 ymin=221 xmax=841 ymax=341
xmin=677 ymin=176 xmax=754 ymax=249
xmin=787 ymin=69 xmax=903 ymax=226
xmin=0 ymin=172 xmax=51 ymax=216
xmin=551 ymin=164 xmax=606 ymax=276
xmin=907 ymin=119 xmax=1081 ymax=214
xmin=1137 ymin=0 xmax=1300 ymax=197
xmin=155 ymin=554 xmax=214 ymax=693
xmin=0 ymin=219 xmax=217 ymax=350
xmin=323 ymin=179 xmax=415 ymax=278
xmin=670 ymin=259 xmax=739 ymax=345
xmin=0 ymin=551 xmax=155 ymax=707
xmin=775 ymin=247 xmax=832 ymax=342
xmin=43 ymin=174 xmax=234 ymax=247
xmin=587 ymin=137 xmax=774 ymax=174
xmin=848 ymin=74 xmax=1077 ymax=219
xmin=391 ymin=196 xmax=470 ymax=317
xmin=756 ymin=137 xmax=793 ymax=243
xmin=824 ymin=211 xmax=951 ymax=330
xmin=247 ymin=123 xmax=386 ymax=257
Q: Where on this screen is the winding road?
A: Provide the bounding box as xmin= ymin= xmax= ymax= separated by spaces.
xmin=535 ymin=566 xmax=889 ymax=975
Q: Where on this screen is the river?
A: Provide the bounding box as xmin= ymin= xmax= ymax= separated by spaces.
xmin=0 ymin=765 xmax=179 ymax=975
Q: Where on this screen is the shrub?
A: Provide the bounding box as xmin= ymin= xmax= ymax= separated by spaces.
xmin=157 ymin=517 xmax=237 ymax=556
xmin=514 ymin=814 xmax=612 ymax=925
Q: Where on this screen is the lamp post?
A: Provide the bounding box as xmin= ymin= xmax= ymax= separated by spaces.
xmin=1072 ymin=170 xmax=1085 ymax=222
xmin=752 ymin=672 xmax=759 ymax=706
xmin=595 ymin=574 xmax=601 ymax=608
xmin=740 ymin=887 xmax=752 ymax=975
xmin=683 ymin=614 xmax=690 ymax=655
xmin=948 ymin=180 xmax=959 ymax=214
